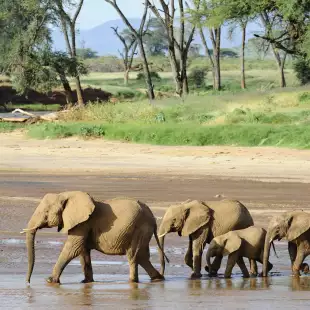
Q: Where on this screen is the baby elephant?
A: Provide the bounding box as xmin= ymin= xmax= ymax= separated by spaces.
xmin=206 ymin=226 xmax=273 ymax=278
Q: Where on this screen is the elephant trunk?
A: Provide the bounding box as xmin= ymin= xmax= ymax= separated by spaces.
xmin=263 ymin=231 xmax=272 ymax=277
xmin=159 ymin=236 xmax=165 ymax=275
xmin=26 ymin=229 xmax=37 ymax=283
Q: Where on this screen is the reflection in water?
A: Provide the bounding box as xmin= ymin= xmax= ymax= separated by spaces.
xmin=291 ymin=276 xmax=310 ymax=291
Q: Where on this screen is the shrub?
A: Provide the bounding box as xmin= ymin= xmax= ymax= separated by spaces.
xmin=136 ymin=71 xmax=161 ymax=81
xmin=188 ymin=67 xmax=207 ymax=88
xmin=294 ymin=58 xmax=310 ymax=85
xmin=298 ymin=92 xmax=310 ymax=104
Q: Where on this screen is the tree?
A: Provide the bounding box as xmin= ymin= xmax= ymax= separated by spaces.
xmin=250 ymin=0 xmax=310 ymax=57
xmin=190 ymin=0 xmax=222 ymax=90
xmin=259 ymin=12 xmax=288 ymax=87
xmin=104 ymin=0 xmax=155 ymax=101
xmin=143 ymin=18 xmax=168 ymax=56
xmin=0 ymin=0 xmax=52 ymax=92
xmin=111 ymin=26 xmax=138 ymax=85
xmin=76 ymin=48 xmax=98 ymax=59
xmin=53 ymin=0 xmax=86 ymax=106
xmin=148 ymin=0 xmax=196 ymax=96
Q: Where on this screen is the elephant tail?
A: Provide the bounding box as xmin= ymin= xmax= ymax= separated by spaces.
xmin=154 ymin=227 xmax=170 ymax=264
xmin=271 ymin=241 xmax=279 ymax=258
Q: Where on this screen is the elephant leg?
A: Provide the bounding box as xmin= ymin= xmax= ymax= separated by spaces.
xmin=185 ymin=237 xmax=193 ymax=269
xmin=80 ymin=249 xmax=94 ymax=283
xmin=288 ymin=242 xmax=297 ymax=269
xmin=191 ymin=229 xmax=209 ymax=278
xmin=224 ymin=252 xmax=238 ymax=278
xmin=138 ymin=247 xmax=164 ymax=282
xmin=292 ymin=242 xmax=307 ymax=277
xmin=209 ymin=255 xmax=223 ymax=276
xmin=127 ymin=253 xmax=138 ymax=283
xmin=47 ymin=237 xmax=84 ymax=284
xmin=249 ymin=259 xmax=258 ymax=277
xmin=237 ymin=257 xmax=250 ymax=278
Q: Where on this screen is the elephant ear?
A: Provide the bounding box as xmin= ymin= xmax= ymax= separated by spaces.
xmin=286 ymin=212 xmax=310 ymax=242
xmin=223 ymin=233 xmax=242 ymax=256
xmin=60 ymin=191 xmax=96 ymax=233
xmin=181 ymin=200 xmax=211 ymax=236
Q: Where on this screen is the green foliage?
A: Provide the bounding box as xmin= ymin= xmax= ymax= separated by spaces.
xmin=76 ymin=48 xmax=98 ymax=59
xmin=136 ymin=71 xmax=161 ymax=81
xmin=294 ymin=58 xmax=310 ymax=85
xmin=26 ymin=122 xmax=310 ymax=149
xmin=298 ymin=92 xmax=310 ymax=104
xmin=188 ymin=67 xmax=207 ymax=88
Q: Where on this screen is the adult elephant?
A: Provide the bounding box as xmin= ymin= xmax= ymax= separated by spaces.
xmin=263 ymin=211 xmax=310 ymax=277
xmin=158 ymin=199 xmax=254 ymax=278
xmin=21 ymin=191 xmax=167 ymax=284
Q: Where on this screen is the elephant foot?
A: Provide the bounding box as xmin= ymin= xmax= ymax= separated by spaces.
xmin=81 ymin=278 xmax=94 ymax=284
xmin=249 ymin=273 xmax=257 ymax=278
xmin=151 ymin=275 xmax=165 ymax=282
xmin=129 ymin=278 xmax=139 ymax=283
xmin=205 ymin=266 xmax=218 ymax=277
xmin=190 ymin=272 xmax=202 ymax=279
xmin=46 ymin=276 xmax=60 ymax=284
xmin=300 ymin=263 xmax=309 ymax=274
xmin=292 ymin=270 xmax=301 ymax=277
xmin=224 ymin=274 xmax=232 ymax=279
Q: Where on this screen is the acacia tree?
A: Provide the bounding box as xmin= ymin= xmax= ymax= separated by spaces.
xmin=258 ymin=12 xmax=288 ymax=87
xmin=148 ymin=0 xmax=196 ymax=96
xmin=105 ymin=0 xmax=155 ymax=101
xmin=53 ymin=0 xmax=85 ymax=106
xmin=111 ymin=27 xmax=138 ymax=86
xmin=190 ymin=0 xmax=222 ymax=90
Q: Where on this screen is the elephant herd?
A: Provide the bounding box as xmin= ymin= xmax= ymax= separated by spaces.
xmin=21 ymin=191 xmax=310 ymax=284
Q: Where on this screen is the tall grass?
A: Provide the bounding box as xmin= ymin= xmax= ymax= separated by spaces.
xmin=27 ymin=122 xmax=310 ymax=149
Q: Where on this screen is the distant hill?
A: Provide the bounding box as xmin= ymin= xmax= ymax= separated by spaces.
xmin=52 ymin=18 xmax=263 ymax=56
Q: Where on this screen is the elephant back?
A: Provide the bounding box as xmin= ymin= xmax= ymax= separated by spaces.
xmin=205 ymin=199 xmax=254 ymax=239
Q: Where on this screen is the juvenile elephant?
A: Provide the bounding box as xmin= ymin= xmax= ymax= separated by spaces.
xmin=158 ymin=199 xmax=254 ymax=278
xmin=206 ymin=226 xmax=274 ymax=278
xmin=21 ymin=191 xmax=167 ymax=284
xmin=263 ymin=211 xmax=310 ymax=277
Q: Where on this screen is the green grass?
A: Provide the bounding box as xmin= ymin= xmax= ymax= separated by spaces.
xmin=26 ymin=122 xmax=310 ymax=149
xmin=0 ymin=122 xmax=25 ymax=132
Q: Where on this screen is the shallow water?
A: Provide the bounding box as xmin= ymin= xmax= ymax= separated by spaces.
xmin=1 ymin=274 xmax=310 ymax=309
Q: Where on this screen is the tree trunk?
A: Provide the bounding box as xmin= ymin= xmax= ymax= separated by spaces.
xmin=75 ymin=76 xmax=84 ymax=106
xmin=168 ymin=47 xmax=182 ymax=96
xmin=137 ymin=39 xmax=155 ymax=101
xmin=57 ymin=70 xmax=74 ymax=105
xmin=124 ymin=69 xmax=129 ymax=86
xmin=181 ymin=55 xmax=189 ymax=95
xmin=279 ymin=64 xmax=286 ymax=88
xmin=199 ymin=28 xmax=215 ymax=89
xmin=241 ymin=25 xmax=246 ymax=89
xmin=210 ymin=27 xmax=221 ymax=91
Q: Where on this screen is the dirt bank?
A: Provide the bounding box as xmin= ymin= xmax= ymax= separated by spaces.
xmin=1 ymin=132 xmax=310 ymax=183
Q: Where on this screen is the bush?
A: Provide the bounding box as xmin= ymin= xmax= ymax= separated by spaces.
xmin=136 ymin=71 xmax=161 ymax=81
xmin=294 ymin=58 xmax=310 ymax=85
xmin=188 ymin=67 xmax=207 ymax=88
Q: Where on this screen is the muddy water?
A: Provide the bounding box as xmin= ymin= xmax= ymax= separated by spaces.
xmin=1 ymin=173 xmax=310 ymax=308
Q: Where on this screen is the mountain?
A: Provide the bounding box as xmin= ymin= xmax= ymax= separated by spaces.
xmin=52 ymin=18 xmax=262 ymax=56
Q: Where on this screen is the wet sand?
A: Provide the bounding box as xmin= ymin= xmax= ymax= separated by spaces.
xmin=1 ymin=134 xmax=310 ymax=308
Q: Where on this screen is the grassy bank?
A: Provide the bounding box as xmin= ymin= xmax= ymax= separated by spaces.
xmin=26 ymin=122 xmax=310 ymax=149
xmin=2 ymin=85 xmax=310 ymax=149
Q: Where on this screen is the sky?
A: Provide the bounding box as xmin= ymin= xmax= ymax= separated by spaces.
xmin=77 ymin=0 xmax=145 ymax=30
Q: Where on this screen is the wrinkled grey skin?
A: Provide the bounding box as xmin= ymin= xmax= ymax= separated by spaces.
xmin=263 ymin=211 xmax=310 ymax=277
xmin=23 ymin=191 xmax=167 ymax=284
xmin=206 ymin=227 xmax=273 ymax=278
xmin=158 ymin=199 xmax=254 ymax=278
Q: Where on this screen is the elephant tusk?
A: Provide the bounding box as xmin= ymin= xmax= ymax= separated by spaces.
xmin=158 ymin=233 xmax=166 ymax=238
